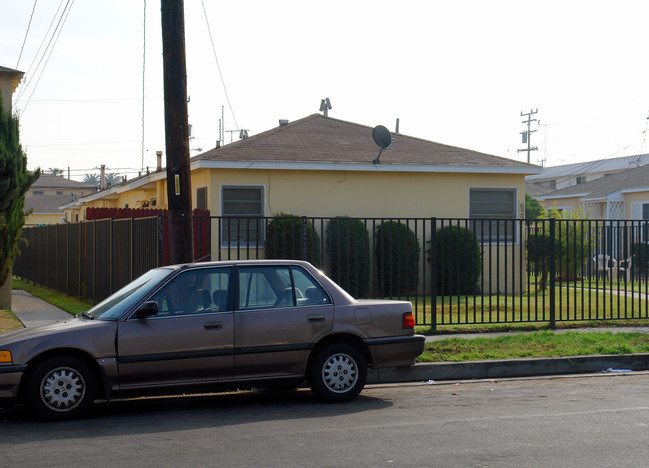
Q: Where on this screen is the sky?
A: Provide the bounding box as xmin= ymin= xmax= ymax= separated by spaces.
xmin=2 ymin=0 xmax=649 ymax=181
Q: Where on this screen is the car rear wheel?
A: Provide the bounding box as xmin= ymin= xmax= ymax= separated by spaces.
xmin=25 ymin=355 xmax=97 ymax=421
xmin=308 ymin=343 xmax=367 ymax=403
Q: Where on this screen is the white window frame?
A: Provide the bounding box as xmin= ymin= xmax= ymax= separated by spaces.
xmin=468 ymin=187 xmax=518 ymax=243
xmin=220 ymin=185 xmax=265 ymax=248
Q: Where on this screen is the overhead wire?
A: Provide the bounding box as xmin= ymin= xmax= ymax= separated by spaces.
xmin=15 ymin=0 xmax=66 ymax=103
xmin=141 ymin=0 xmax=147 ymax=171
xmin=19 ymin=0 xmax=74 ymax=115
xmin=200 ymin=0 xmax=239 ymax=130
xmin=16 ymin=0 xmax=38 ymax=69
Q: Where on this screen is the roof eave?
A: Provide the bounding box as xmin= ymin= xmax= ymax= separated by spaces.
xmin=193 ymin=160 xmax=540 ymax=175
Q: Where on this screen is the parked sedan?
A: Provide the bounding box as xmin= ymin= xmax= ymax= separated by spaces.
xmin=0 ymin=260 xmax=425 ymax=420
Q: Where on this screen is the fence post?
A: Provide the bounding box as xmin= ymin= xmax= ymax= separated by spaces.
xmin=549 ymin=217 xmax=556 ymax=329
xmin=431 ymin=217 xmax=437 ymax=332
xmin=301 ymin=216 xmax=308 ymax=261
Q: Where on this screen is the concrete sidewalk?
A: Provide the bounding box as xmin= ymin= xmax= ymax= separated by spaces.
xmin=8 ymin=288 xmax=649 ymax=384
xmin=11 ymin=290 xmax=72 ymax=328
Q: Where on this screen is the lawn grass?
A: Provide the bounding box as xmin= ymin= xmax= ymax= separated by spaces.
xmin=11 ymin=277 xmax=93 ymax=316
xmin=418 ymin=331 xmax=649 ymax=362
xmin=0 ymin=310 xmax=24 ymax=334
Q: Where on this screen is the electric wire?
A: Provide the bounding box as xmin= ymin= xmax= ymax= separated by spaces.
xmin=141 ymin=0 xmax=147 ymax=171
xmin=15 ymin=0 xmax=66 ymax=103
xmin=200 ymin=0 xmax=239 ymax=130
xmin=16 ymin=0 xmax=38 ymax=69
xmin=19 ymin=0 xmax=74 ymax=115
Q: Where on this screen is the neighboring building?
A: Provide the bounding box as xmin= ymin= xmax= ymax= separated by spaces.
xmin=0 ymin=65 xmax=23 ymax=113
xmin=62 ymin=114 xmax=541 ymax=293
xmin=526 ymin=154 xmax=649 ymax=193
xmin=536 ymin=163 xmax=649 ymax=220
xmin=25 ymin=174 xmax=95 ymax=226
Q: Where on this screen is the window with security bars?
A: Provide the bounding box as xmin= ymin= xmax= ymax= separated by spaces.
xmin=469 ymin=188 xmax=517 ymax=242
xmin=221 ymin=186 xmax=264 ymax=247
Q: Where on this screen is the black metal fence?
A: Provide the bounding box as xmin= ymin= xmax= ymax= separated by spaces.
xmin=13 ymin=216 xmax=649 ymax=329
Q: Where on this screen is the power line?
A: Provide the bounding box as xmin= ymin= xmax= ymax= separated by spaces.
xmin=141 ymin=0 xmax=147 ymax=172
xmin=200 ymin=0 xmax=239 ymax=130
xmin=16 ymin=0 xmax=38 ymax=69
xmin=16 ymin=0 xmax=66 ymax=103
xmin=19 ymin=0 xmax=74 ymax=115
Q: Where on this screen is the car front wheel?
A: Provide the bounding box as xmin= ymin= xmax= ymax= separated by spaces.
xmin=308 ymin=343 xmax=367 ymax=403
xmin=25 ymin=355 xmax=97 ymax=421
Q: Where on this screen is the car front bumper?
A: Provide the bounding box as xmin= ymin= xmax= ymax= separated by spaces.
xmin=0 ymin=365 xmax=26 ymax=399
xmin=365 ymin=335 xmax=426 ymax=368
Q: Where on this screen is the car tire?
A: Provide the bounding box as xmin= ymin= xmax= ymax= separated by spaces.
xmin=308 ymin=343 xmax=367 ymax=403
xmin=25 ymin=355 xmax=97 ymax=421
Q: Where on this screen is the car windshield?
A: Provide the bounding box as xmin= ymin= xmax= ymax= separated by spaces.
xmin=85 ymin=268 xmax=174 ymax=320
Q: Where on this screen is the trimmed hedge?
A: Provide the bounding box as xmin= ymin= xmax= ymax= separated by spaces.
xmin=375 ymin=221 xmax=420 ymax=296
xmin=326 ymin=217 xmax=370 ymax=297
xmin=430 ymin=225 xmax=482 ymax=295
xmin=265 ymin=213 xmax=321 ymax=266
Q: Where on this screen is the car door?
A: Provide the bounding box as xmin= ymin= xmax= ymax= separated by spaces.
xmin=116 ymin=267 xmax=234 ymax=388
xmin=234 ymin=265 xmax=334 ymax=379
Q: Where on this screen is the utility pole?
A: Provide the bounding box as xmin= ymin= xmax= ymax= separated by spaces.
xmin=518 ymin=108 xmax=539 ymax=164
xmin=161 ymin=0 xmax=193 ymax=264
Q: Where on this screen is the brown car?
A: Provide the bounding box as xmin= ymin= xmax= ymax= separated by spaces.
xmin=0 ymin=260 xmax=425 ymax=420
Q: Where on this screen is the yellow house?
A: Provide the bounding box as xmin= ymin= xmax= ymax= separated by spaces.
xmin=62 ymin=114 xmax=541 ymax=293
xmin=536 ymin=163 xmax=649 ymax=220
xmin=25 ymin=174 xmax=95 ymax=226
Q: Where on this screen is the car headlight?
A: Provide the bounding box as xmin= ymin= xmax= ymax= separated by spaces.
xmin=0 ymin=350 xmax=12 ymax=364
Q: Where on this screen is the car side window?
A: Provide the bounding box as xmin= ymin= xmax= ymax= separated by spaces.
xmin=292 ymin=267 xmax=331 ymax=306
xmin=238 ymin=266 xmax=295 ymax=310
xmin=147 ymin=267 xmax=231 ymax=317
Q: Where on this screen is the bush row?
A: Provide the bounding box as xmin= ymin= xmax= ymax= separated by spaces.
xmin=265 ymin=215 xmax=482 ymax=297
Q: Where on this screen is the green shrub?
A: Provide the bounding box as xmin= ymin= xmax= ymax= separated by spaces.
xmin=429 ymin=225 xmax=482 ymax=295
xmin=375 ymin=221 xmax=420 ymax=296
xmin=265 ymin=214 xmax=321 ymax=266
xmin=526 ymin=231 xmax=565 ymax=290
xmin=326 ymin=217 xmax=370 ymax=297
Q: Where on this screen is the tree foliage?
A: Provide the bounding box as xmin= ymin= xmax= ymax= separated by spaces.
xmin=525 ymin=193 xmax=544 ymax=219
xmin=47 ymin=167 xmax=64 ymax=176
xmin=82 ymin=173 xmax=99 ymax=186
xmin=0 ymin=96 xmax=40 ymax=286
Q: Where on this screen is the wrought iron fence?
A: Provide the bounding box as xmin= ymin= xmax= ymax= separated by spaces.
xmin=13 ymin=216 xmax=649 ymax=328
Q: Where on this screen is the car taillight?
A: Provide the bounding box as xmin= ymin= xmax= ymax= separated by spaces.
xmin=402 ymin=312 xmax=415 ymax=328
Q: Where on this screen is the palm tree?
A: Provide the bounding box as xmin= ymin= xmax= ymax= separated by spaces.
xmin=47 ymin=167 xmax=64 ymax=177
xmin=105 ymin=173 xmax=122 ymax=187
xmin=82 ymin=173 xmax=99 ymax=186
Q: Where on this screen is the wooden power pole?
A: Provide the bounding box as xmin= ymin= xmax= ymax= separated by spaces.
xmin=161 ymin=0 xmax=193 ymax=264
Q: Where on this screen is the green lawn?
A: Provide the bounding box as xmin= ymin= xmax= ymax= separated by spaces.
xmin=0 ymin=309 xmax=23 ymax=333
xmin=11 ymin=277 xmax=93 ymax=316
xmin=418 ymin=330 xmax=649 ymax=362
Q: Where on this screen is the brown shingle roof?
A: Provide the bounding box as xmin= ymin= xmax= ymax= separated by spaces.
xmin=31 ymin=173 xmax=96 ymax=190
xmin=195 ymin=114 xmax=539 ymax=170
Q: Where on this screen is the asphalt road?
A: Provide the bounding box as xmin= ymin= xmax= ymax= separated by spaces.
xmin=3 ymin=373 xmax=649 ymax=467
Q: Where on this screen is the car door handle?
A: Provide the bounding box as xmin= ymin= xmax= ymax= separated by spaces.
xmin=308 ymin=314 xmax=325 ymax=321
xmin=204 ymin=321 xmax=223 ymax=330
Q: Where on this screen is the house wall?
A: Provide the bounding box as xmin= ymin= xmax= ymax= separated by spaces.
xmin=625 ymin=191 xmax=649 ymax=218
xmin=539 ymin=196 xmax=583 ymax=214
xmin=208 ymin=168 xmax=526 ymax=218
xmin=24 ymin=213 xmax=63 ymax=226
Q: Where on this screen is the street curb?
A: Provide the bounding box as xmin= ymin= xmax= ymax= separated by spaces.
xmin=367 ymin=353 xmax=649 ymax=384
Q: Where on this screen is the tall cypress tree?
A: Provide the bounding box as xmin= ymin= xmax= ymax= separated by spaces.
xmin=0 ymin=95 xmax=39 ymax=292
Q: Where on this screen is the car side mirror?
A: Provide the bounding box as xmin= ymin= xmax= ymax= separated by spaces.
xmin=135 ymin=301 xmax=158 ymax=319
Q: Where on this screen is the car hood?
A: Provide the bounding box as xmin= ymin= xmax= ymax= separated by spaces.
xmin=0 ymin=317 xmax=117 ymax=364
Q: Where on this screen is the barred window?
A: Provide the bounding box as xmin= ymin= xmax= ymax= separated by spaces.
xmin=469 ymin=188 xmax=517 ymax=242
xmin=221 ymin=186 xmax=264 ymax=247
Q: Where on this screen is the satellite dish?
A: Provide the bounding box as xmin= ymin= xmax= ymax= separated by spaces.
xmin=372 ymin=125 xmax=394 ymax=164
